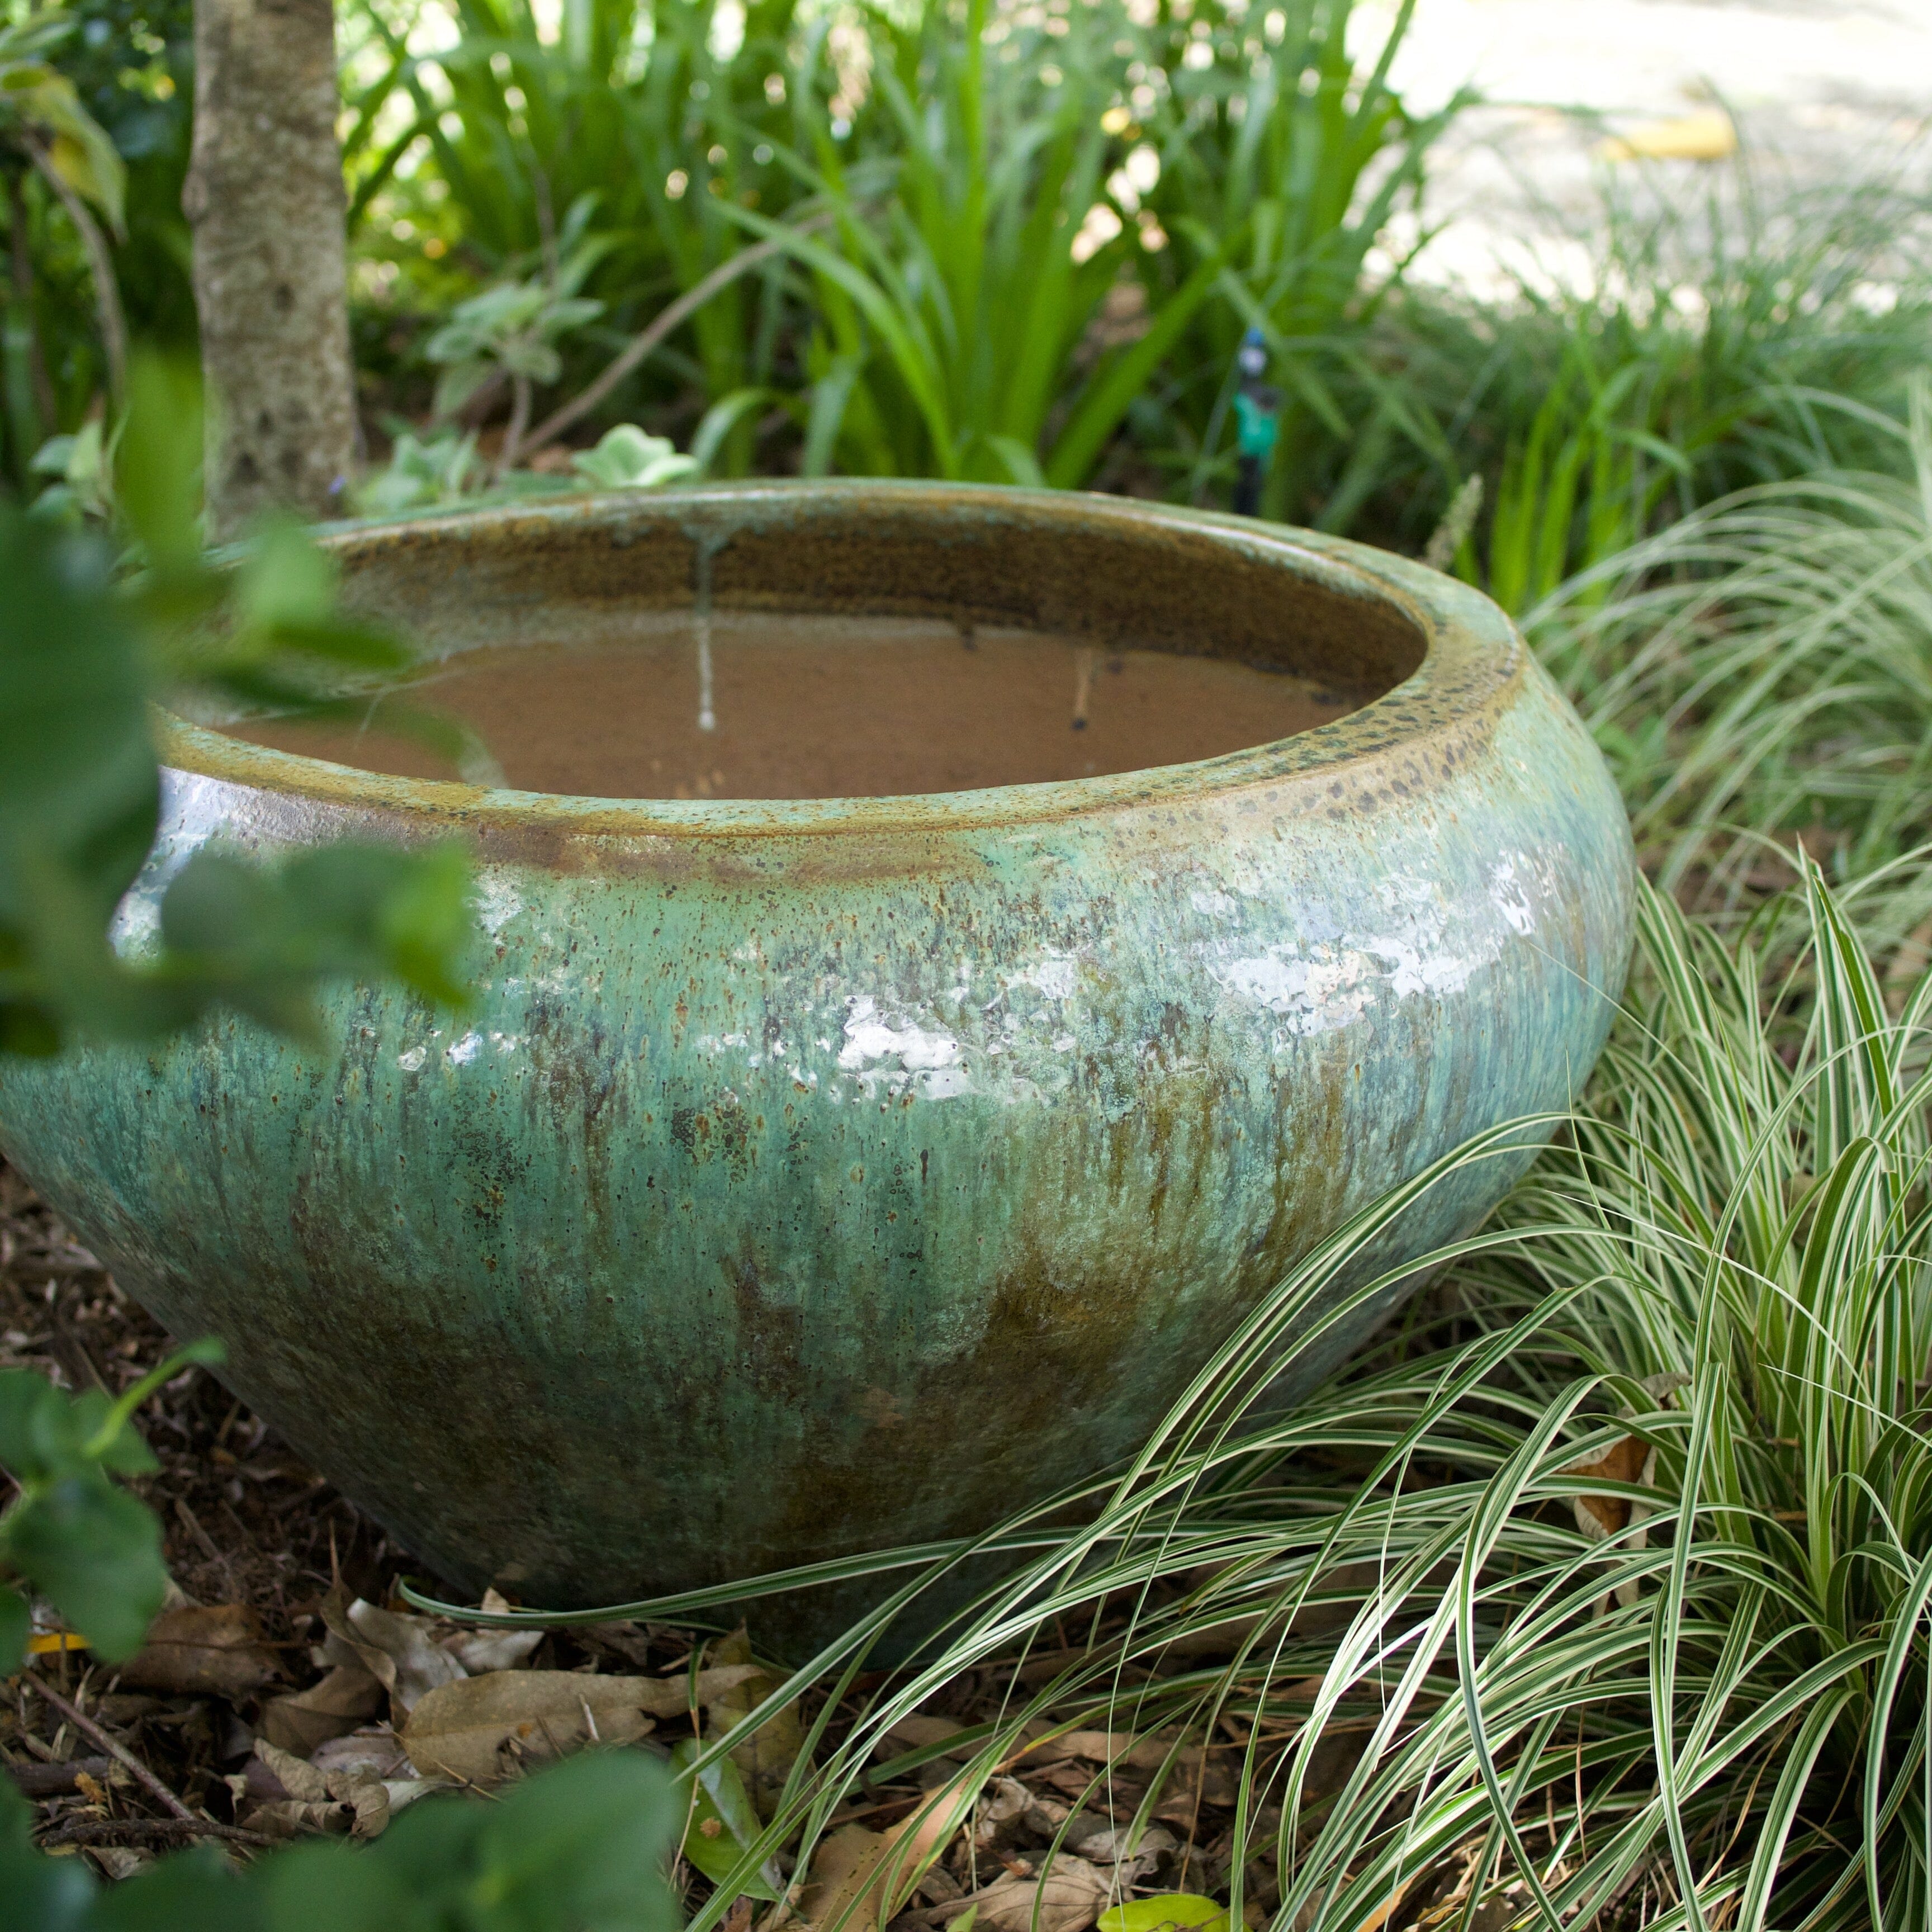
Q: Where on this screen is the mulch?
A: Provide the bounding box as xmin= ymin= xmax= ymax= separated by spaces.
xmin=1 ymin=1157 xmax=417 ymax=1871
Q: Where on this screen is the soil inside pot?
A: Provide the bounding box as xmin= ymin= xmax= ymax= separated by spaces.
xmin=215 ymin=613 xmax=1370 ymax=799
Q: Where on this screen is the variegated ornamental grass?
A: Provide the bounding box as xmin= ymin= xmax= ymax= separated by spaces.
xmin=1533 ymin=377 xmax=1932 ymax=917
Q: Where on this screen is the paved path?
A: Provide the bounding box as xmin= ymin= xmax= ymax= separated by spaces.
xmin=1356 ymin=0 xmax=1932 ymax=291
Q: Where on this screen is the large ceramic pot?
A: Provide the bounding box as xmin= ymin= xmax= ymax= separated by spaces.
xmin=0 ymin=482 xmax=1633 ymax=1630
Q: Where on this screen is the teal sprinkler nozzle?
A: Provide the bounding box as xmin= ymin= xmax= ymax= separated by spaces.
xmin=1232 ymin=326 xmax=1280 ymax=517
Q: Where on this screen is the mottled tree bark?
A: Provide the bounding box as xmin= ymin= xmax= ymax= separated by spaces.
xmin=183 ymin=0 xmax=355 ymax=539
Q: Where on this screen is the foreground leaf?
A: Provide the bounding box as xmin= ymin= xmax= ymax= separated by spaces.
xmin=670 ymin=1736 xmax=783 ymax=1900
xmin=3 ymin=1470 xmax=167 ymax=1661
xmin=1 ymin=1742 xmax=681 ymax=1929
xmin=1096 ymin=1897 xmax=1228 ymax=1932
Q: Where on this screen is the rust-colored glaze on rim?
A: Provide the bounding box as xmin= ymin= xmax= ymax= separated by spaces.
xmin=159 ymin=480 xmax=1520 ymax=839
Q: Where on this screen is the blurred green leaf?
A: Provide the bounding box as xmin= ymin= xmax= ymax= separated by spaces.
xmin=114 ymin=352 xmax=204 ymax=569
xmin=0 ymin=1347 xmax=222 ymax=1662
xmin=425 ymin=268 xmax=606 ymax=427
xmin=0 ymin=30 xmax=127 ymax=234
xmin=6 ymin=1745 xmax=683 ymax=1929
xmin=0 ymin=510 xmax=160 ymax=1050
xmin=572 ymin=423 xmax=699 ymax=492
xmin=5 ymin=1472 xmax=168 ymax=1660
xmin=358 ymin=429 xmax=482 ymax=517
xmin=0 ymin=1582 xmax=27 ymax=1673
xmin=0 ymin=1779 xmax=96 ymax=1931
xmin=27 ymin=420 xmax=111 ymax=529
xmin=1 ymin=454 xmax=473 ymax=1054
xmin=233 ymin=517 xmax=342 ymax=634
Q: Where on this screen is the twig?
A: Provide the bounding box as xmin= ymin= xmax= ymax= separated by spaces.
xmin=825 ymin=1792 xmax=929 ymax=1830
xmin=23 ymin=139 xmax=127 ymax=403
xmin=493 ymin=371 xmax=533 ymax=482
xmin=7 ymin=1753 xmax=112 ymax=1798
xmin=518 ymin=214 xmax=835 ymax=461
xmin=35 ymin=1817 xmax=278 ymax=1850
xmin=21 ymin=1670 xmax=195 ymax=1821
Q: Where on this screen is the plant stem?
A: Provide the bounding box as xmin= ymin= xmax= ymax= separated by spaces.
xmin=22 ymin=1670 xmax=195 ymax=1821
xmin=6 ymin=169 xmax=54 ymax=435
xmin=25 ymin=141 xmax=126 ymax=405
xmin=496 ymin=371 xmax=531 ymax=479
xmin=519 ymin=217 xmax=835 ymax=461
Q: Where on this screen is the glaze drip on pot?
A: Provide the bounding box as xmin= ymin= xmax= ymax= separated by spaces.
xmin=216 ymin=612 xmax=1371 ymax=800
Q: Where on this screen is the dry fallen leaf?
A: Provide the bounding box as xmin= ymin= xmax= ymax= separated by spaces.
xmin=334 ymin=1595 xmax=467 ymax=1712
xmin=1565 ymin=1433 xmax=1652 ymax=1540
xmin=400 ymin=1664 xmax=757 ymax=1788
xmin=1565 ymin=1378 xmax=1685 ymax=1611
xmin=802 ymin=1824 xmax=888 ymax=1929
xmin=116 ymin=1602 xmax=281 ymax=1701
xmin=259 ymin=1660 xmax=386 ymax=1756
xmin=1016 ymin=1729 xmax=1235 ymax=1801
xmin=1597 ymin=108 xmax=1737 ymax=162
xmin=1073 ymin=1822 xmax=1175 ymax=1874
xmin=1022 ymin=1731 xmax=1175 ymax=1773
xmin=444 ymin=1627 xmax=544 ymax=1673
xmin=975 ymin=1775 xmax=1033 ymax=1846
xmin=244 ymin=1737 xmax=391 ymax=1840
xmin=252 ymin=1736 xmax=335 ymax=1805
xmin=402 ymin=1673 xmax=655 ymax=1786
xmin=1566 ymin=1374 xmax=1688 ymax=1539
xmin=970 ymin=1859 xmax=1112 ymax=1932
xmin=802 ymin=1763 xmax=983 ymax=1932
xmin=875 ymin=1713 xmax=978 ymax=1763
xmin=311 ymin=1727 xmax=411 ymax=1781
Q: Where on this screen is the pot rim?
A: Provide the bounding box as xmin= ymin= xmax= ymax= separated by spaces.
xmin=155 ymin=480 xmax=1523 ymax=841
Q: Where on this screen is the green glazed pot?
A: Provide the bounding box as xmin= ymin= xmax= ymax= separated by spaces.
xmin=0 ymin=483 xmax=1633 ymax=1630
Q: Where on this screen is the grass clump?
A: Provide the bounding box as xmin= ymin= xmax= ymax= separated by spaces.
xmin=1303 ymin=151 xmax=1932 ymax=580
xmin=1531 ymin=376 xmax=1932 ymax=910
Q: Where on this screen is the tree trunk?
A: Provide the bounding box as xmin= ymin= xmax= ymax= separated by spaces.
xmin=183 ymin=0 xmax=355 ymax=541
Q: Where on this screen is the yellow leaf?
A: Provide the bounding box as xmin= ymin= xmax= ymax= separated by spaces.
xmin=26 ymin=1631 xmax=88 ymax=1654
xmin=1598 ymin=110 xmax=1736 ymax=163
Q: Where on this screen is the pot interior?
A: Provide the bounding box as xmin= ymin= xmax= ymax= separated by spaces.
xmin=211 ymin=498 xmax=1429 ymax=801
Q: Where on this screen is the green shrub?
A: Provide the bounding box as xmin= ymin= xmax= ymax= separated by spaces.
xmin=1134 ymin=0 xmax=1462 ymax=520
xmin=344 ymin=0 xmax=811 ymax=454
